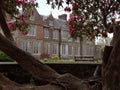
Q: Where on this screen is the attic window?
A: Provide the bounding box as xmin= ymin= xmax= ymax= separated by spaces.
xmin=49 ymin=20 xmax=53 ymax=26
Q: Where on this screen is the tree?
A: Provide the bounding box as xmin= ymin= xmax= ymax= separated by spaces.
xmin=57 ymin=0 xmax=120 ymax=90
xmin=1 ymin=0 xmax=119 ymax=90
xmin=0 ymin=0 xmax=91 ymax=90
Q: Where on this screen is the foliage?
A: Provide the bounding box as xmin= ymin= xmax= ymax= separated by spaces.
xmin=0 ymin=51 xmax=13 ymax=61
xmin=40 ymin=53 xmax=50 ymax=59
xmin=1 ymin=0 xmax=38 ymax=35
xmin=48 ymin=0 xmax=120 ymax=40
xmin=51 ymin=55 xmax=59 ymax=60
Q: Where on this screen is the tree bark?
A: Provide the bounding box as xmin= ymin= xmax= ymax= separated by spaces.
xmin=0 ymin=33 xmax=60 ymax=83
xmin=0 ymin=7 xmax=14 ymax=41
xmin=102 ymin=26 xmax=120 ymax=90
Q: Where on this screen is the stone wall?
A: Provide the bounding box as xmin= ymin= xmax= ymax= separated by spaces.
xmin=0 ymin=63 xmax=99 ymax=84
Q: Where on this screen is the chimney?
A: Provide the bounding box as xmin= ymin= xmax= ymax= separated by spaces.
xmin=58 ymin=14 xmax=67 ymax=20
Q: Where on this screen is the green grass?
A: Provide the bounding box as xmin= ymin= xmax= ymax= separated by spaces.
xmin=0 ymin=51 xmax=14 ymax=62
xmin=43 ymin=59 xmax=102 ymax=64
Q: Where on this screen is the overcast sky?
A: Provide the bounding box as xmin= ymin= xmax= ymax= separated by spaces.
xmin=36 ymin=0 xmax=69 ymax=19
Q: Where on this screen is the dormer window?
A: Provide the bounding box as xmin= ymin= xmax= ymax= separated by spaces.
xmin=49 ymin=20 xmax=53 ymax=26
xmin=27 ymin=26 xmax=36 ymax=36
xmin=44 ymin=28 xmax=50 ymax=38
xmin=53 ymin=30 xmax=58 ymax=39
xmin=30 ymin=15 xmax=34 ymax=21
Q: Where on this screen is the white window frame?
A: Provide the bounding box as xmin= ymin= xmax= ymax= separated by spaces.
xmin=61 ymin=44 xmax=67 ymax=56
xmin=68 ymin=34 xmax=72 ymax=42
xmin=53 ymin=44 xmax=58 ymax=55
xmin=75 ymin=37 xmax=80 ymax=42
xmin=33 ymin=41 xmax=40 ymax=55
xmin=22 ymin=40 xmax=29 ymax=52
xmin=49 ymin=20 xmax=53 ymax=26
xmin=53 ymin=30 xmax=58 ymax=40
xmin=30 ymin=15 xmax=35 ymax=21
xmin=27 ymin=26 xmax=36 ymax=36
xmin=44 ymin=28 xmax=50 ymax=38
xmin=61 ymin=30 xmax=68 ymax=40
xmin=68 ymin=45 xmax=72 ymax=56
xmin=86 ymin=47 xmax=93 ymax=56
xmin=44 ymin=43 xmax=50 ymax=54
xmin=75 ymin=46 xmax=80 ymax=56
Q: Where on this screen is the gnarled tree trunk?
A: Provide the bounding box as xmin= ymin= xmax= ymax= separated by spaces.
xmin=102 ymin=26 xmax=120 ymax=90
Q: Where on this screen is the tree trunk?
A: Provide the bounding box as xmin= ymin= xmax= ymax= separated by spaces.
xmin=102 ymin=26 xmax=120 ymax=90
xmin=0 ymin=7 xmax=14 ymax=41
xmin=0 ymin=33 xmax=60 ymax=83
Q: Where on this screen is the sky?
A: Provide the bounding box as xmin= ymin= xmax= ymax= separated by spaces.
xmin=36 ymin=0 xmax=70 ymax=19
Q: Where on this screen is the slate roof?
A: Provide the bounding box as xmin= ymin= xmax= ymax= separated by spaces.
xmin=41 ymin=14 xmax=68 ymax=31
xmin=54 ymin=19 xmax=68 ymax=30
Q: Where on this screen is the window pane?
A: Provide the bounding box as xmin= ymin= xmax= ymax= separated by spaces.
xmin=49 ymin=20 xmax=53 ymax=26
xmin=28 ymin=26 xmax=36 ymax=36
xmin=44 ymin=28 xmax=49 ymax=38
xmin=53 ymin=30 xmax=58 ymax=39
xmin=34 ymin=41 xmax=40 ymax=54
xmin=68 ymin=45 xmax=72 ymax=56
xmin=44 ymin=43 xmax=50 ymax=54
xmin=75 ymin=47 xmax=80 ymax=56
xmin=86 ymin=47 xmax=93 ymax=55
xmin=22 ymin=40 xmax=29 ymax=52
xmin=61 ymin=44 xmax=66 ymax=55
xmin=53 ymin=44 xmax=58 ymax=55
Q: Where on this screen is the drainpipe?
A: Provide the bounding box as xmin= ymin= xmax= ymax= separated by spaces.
xmin=80 ymin=38 xmax=83 ymax=56
xmin=58 ymin=28 xmax=61 ymax=59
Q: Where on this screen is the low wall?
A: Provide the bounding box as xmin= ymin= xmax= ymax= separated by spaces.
xmin=0 ymin=62 xmax=100 ymax=84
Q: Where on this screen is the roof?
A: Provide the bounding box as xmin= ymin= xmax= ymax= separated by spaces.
xmin=41 ymin=14 xmax=68 ymax=30
xmin=54 ymin=19 xmax=68 ymax=30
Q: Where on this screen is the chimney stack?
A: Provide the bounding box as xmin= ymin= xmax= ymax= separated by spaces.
xmin=58 ymin=14 xmax=67 ymax=20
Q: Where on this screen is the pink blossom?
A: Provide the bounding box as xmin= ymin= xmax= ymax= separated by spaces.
xmin=19 ymin=14 xmax=27 ymax=18
xmin=68 ymin=25 xmax=74 ymax=34
xmin=64 ymin=7 xmax=71 ymax=12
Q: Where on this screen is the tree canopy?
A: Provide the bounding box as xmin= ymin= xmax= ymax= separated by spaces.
xmin=0 ymin=0 xmax=38 ymax=39
xmin=47 ymin=0 xmax=120 ymax=40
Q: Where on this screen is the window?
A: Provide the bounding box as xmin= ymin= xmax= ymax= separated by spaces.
xmin=68 ymin=34 xmax=72 ymax=42
xmin=44 ymin=43 xmax=50 ymax=54
xmin=49 ymin=20 xmax=53 ymax=26
xmin=53 ymin=44 xmax=58 ymax=55
xmin=44 ymin=28 xmax=50 ymax=38
xmin=33 ymin=41 xmax=40 ymax=54
xmin=53 ymin=30 xmax=58 ymax=39
xmin=22 ymin=40 xmax=29 ymax=52
xmin=68 ymin=45 xmax=72 ymax=56
xmin=75 ymin=37 xmax=80 ymax=42
xmin=86 ymin=47 xmax=93 ymax=56
xmin=61 ymin=31 xmax=68 ymax=40
xmin=75 ymin=47 xmax=80 ymax=56
xmin=86 ymin=38 xmax=92 ymax=45
xmin=30 ymin=15 xmax=34 ymax=21
xmin=61 ymin=44 xmax=67 ymax=56
xmin=28 ymin=26 xmax=36 ymax=36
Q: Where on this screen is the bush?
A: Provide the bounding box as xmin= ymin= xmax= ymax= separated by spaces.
xmin=51 ymin=55 xmax=59 ymax=60
xmin=40 ymin=53 xmax=50 ymax=59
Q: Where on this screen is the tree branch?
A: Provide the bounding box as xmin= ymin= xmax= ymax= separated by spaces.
xmin=0 ymin=7 xmax=14 ymax=41
xmin=0 ymin=33 xmax=60 ymax=83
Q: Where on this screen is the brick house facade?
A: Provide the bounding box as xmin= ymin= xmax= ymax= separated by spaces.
xmin=13 ymin=9 xmax=95 ymax=60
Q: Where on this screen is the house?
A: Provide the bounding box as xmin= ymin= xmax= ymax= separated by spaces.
xmin=13 ymin=9 xmax=95 ymax=60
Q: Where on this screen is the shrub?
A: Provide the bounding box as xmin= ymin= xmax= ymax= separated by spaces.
xmin=51 ymin=55 xmax=59 ymax=60
xmin=40 ymin=53 xmax=50 ymax=59
xmin=43 ymin=58 xmax=48 ymax=62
